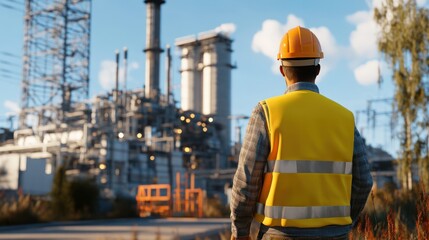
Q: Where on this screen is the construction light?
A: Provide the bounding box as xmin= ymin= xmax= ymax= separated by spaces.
xmin=208 ymin=117 xmax=214 ymax=123
xmin=99 ymin=163 xmax=107 ymax=170
xmin=185 ymin=118 xmax=191 ymax=123
xmin=150 ymin=155 xmax=155 ymax=161
xmin=191 ymin=162 xmax=197 ymax=170
xmin=197 ymin=121 xmax=202 ymax=126
xmin=203 ymin=127 xmax=208 ymax=132
xmin=184 ymin=147 xmax=192 ymax=153
xmin=100 ymin=149 xmax=107 ymax=156
xmin=175 ymin=129 xmax=183 ymax=134
xmin=190 ymin=113 xmax=195 ymax=119
xmin=137 ymin=133 xmax=143 ymax=139
xmin=118 ymin=132 xmax=124 ymax=139
xmin=100 ymin=176 xmax=107 ymax=184
xmin=180 ymin=116 xmax=185 ymax=121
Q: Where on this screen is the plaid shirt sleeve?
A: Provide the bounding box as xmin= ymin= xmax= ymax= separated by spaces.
xmin=230 ymin=103 xmax=269 ymax=238
xmin=350 ymin=127 xmax=373 ymax=223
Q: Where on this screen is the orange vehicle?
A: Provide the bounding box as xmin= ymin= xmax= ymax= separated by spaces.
xmin=136 ymin=172 xmax=203 ymax=218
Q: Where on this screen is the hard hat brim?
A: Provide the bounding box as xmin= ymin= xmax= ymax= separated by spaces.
xmin=281 ymin=59 xmax=320 ymax=67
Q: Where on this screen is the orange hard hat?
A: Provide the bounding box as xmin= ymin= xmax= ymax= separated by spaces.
xmin=277 ymin=26 xmax=324 ymax=61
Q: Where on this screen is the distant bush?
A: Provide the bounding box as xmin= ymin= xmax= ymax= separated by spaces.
xmin=68 ymin=179 xmax=99 ymax=219
xmin=107 ymin=197 xmax=138 ymax=218
xmin=204 ymin=197 xmax=230 ymax=218
xmin=51 ymin=166 xmax=99 ymax=220
xmin=50 ymin=166 xmax=72 ymax=219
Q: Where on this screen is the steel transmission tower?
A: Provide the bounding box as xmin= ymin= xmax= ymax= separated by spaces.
xmin=20 ymin=0 xmax=91 ymax=128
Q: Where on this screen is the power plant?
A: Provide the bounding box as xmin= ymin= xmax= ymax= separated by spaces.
xmin=0 ymin=0 xmax=236 ymax=206
xmin=0 ymin=0 xmax=399 ymax=216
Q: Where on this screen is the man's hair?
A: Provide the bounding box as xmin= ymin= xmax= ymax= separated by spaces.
xmin=284 ymin=65 xmax=320 ymax=83
xmin=283 ymin=64 xmax=320 ymax=83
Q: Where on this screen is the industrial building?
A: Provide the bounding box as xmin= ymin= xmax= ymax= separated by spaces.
xmin=176 ymin=31 xmax=235 ymax=169
xmin=0 ymin=0 xmax=235 ymax=201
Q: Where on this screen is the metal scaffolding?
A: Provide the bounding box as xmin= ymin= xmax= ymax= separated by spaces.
xmin=20 ymin=0 xmax=91 ymax=128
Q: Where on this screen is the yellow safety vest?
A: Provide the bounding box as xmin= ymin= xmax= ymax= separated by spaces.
xmin=255 ymin=90 xmax=354 ymax=228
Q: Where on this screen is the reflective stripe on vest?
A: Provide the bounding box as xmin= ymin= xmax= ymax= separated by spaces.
xmin=256 ymin=203 xmax=350 ymax=220
xmin=256 ymin=90 xmax=355 ymax=228
xmin=267 ymin=160 xmax=352 ymax=174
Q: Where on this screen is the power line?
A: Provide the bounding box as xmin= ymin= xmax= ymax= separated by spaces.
xmin=0 ymin=68 xmax=20 ymax=76
xmin=0 ymin=51 xmax=20 ymax=59
xmin=0 ymin=2 xmax=23 ymax=12
xmin=4 ymin=0 xmax=23 ymax=6
xmin=3 ymin=0 xmax=25 ymax=8
xmin=0 ymin=74 xmax=20 ymax=85
xmin=0 ymin=59 xmax=20 ymax=67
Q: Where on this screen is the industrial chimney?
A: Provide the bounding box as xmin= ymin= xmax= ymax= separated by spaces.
xmin=144 ymin=0 xmax=165 ymax=100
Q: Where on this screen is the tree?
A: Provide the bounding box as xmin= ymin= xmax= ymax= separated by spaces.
xmin=68 ymin=179 xmax=99 ymax=218
xmin=51 ymin=166 xmax=72 ymax=219
xmin=51 ymin=166 xmax=99 ymax=219
xmin=374 ymin=0 xmax=429 ymax=190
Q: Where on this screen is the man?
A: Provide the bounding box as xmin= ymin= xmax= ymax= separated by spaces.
xmin=230 ymin=26 xmax=373 ymax=240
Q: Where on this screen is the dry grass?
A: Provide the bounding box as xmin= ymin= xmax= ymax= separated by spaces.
xmin=350 ymin=183 xmax=429 ymax=239
xmin=0 ymin=194 xmax=51 ymax=225
xmin=219 ymin=184 xmax=429 ymax=239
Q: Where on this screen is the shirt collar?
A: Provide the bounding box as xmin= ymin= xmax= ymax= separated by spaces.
xmin=286 ymin=82 xmax=319 ymax=94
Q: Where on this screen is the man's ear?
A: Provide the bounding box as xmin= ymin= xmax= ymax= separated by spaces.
xmin=316 ymin=64 xmax=321 ymax=76
xmin=279 ymin=65 xmax=285 ymax=77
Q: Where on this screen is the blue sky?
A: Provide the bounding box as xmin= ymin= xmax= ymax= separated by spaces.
xmin=1 ymin=0 xmax=428 ymax=156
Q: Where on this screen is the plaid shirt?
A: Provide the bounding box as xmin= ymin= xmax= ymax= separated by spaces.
xmin=230 ymin=82 xmax=373 ymax=238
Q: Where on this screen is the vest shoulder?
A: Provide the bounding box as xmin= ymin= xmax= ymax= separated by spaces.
xmin=262 ymin=91 xmax=353 ymax=116
xmin=317 ymin=94 xmax=353 ymax=115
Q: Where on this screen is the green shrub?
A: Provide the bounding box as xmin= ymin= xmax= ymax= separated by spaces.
xmin=107 ymin=197 xmax=138 ymax=218
xmin=50 ymin=166 xmax=99 ymax=220
xmin=68 ymin=179 xmax=99 ymax=219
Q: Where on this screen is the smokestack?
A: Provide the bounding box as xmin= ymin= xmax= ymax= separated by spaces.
xmin=122 ymin=47 xmax=128 ymax=108
xmin=123 ymin=47 xmax=128 ymax=91
xmin=144 ymin=0 xmax=165 ymax=100
xmin=165 ymin=44 xmax=171 ymax=104
xmin=114 ymin=50 xmax=120 ymax=125
xmin=114 ymin=49 xmax=120 ymax=103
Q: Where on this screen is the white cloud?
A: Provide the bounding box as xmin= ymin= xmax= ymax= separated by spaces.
xmin=4 ymin=100 xmax=20 ymax=116
xmin=98 ymin=60 xmax=116 ymax=90
xmin=98 ymin=60 xmax=139 ymax=91
xmin=252 ymin=19 xmax=284 ymax=60
xmin=252 ymin=15 xmax=339 ymax=81
xmin=310 ymin=27 xmax=338 ymax=57
xmin=346 ymin=10 xmax=371 ymax=25
xmin=349 ymin=0 xmax=427 ymax=65
xmin=354 ymin=60 xmax=383 ymax=85
xmin=347 ymin=11 xmax=378 ymax=59
xmin=252 ymin=15 xmax=304 ymax=60
xmin=215 ymin=23 xmax=236 ymax=36
xmin=130 ymin=62 xmax=139 ymax=70
xmin=310 ymin=26 xmax=339 ymax=80
xmin=346 ymin=0 xmax=387 ymax=85
xmin=417 ymin=0 xmax=427 ymax=6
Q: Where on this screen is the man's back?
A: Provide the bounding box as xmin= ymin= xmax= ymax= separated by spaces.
xmin=255 ymin=85 xmax=355 ymax=228
xmin=230 ymin=26 xmax=373 ymax=240
xmin=262 ymin=90 xmax=354 ymax=161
